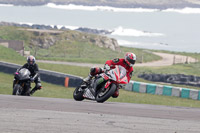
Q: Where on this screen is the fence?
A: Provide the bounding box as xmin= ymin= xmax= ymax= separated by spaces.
xmin=173 ymin=55 xmax=198 ymax=64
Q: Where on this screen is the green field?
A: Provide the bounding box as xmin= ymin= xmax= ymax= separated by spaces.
xmin=1 ymin=72 xmax=200 ymax=108
xmin=35 ymin=45 xmax=161 ymax=64
xmin=0 ymin=26 xmax=161 ymax=64
xmin=0 ymin=45 xmax=25 ymax=65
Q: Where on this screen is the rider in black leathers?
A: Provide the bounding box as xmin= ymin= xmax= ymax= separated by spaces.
xmin=13 ymin=55 xmax=42 ymax=95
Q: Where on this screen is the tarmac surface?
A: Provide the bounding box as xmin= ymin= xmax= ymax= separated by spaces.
xmin=1 ymin=94 xmax=200 ymax=133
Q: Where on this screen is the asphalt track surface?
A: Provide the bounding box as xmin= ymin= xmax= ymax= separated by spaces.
xmin=1 ymin=94 xmax=200 ymax=133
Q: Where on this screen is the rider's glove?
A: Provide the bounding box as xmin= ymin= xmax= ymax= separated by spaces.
xmin=104 ymin=64 xmax=110 ymax=71
xmin=30 ymin=78 xmax=34 ymax=82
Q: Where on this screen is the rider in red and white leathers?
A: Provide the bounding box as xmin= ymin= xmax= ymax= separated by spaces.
xmin=83 ymin=52 xmax=136 ymax=98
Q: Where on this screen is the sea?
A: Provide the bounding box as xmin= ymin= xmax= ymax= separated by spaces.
xmin=0 ymin=3 xmax=200 ymax=53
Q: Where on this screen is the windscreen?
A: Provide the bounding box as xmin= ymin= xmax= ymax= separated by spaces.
xmin=119 ymin=66 xmax=126 ymax=79
xmin=19 ymin=68 xmax=30 ymax=80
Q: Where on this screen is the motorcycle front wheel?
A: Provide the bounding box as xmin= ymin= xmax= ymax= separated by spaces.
xmin=73 ymin=85 xmax=85 ymax=101
xmin=12 ymin=84 xmax=22 ymax=95
xmin=96 ymin=83 xmax=117 ymax=103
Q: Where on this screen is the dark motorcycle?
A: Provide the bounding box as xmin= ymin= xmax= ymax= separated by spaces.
xmin=73 ymin=65 xmax=128 ymax=103
xmin=12 ymin=68 xmax=31 ymax=96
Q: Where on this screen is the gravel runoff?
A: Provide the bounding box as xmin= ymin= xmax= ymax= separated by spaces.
xmin=0 ymin=94 xmax=200 ymax=133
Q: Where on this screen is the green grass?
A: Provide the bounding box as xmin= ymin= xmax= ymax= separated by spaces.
xmin=0 ymin=45 xmax=25 ymax=64
xmin=0 ymin=26 xmax=161 ymax=64
xmin=1 ymin=72 xmax=200 ymax=108
xmin=32 ymin=42 xmax=161 ymax=64
xmin=38 ymin=63 xmax=89 ymax=78
xmin=0 ymin=26 xmax=31 ymax=42
xmin=134 ymin=62 xmax=200 ymax=77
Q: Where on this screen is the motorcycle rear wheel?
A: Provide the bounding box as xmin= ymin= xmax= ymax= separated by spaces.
xmin=96 ymin=83 xmax=117 ymax=103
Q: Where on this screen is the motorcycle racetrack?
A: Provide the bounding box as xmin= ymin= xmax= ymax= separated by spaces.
xmin=1 ymin=94 xmax=200 ymax=133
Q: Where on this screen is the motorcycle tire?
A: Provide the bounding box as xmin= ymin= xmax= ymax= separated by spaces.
xmin=73 ymin=85 xmax=84 ymax=101
xmin=12 ymin=84 xmax=21 ymax=95
xmin=96 ymin=83 xmax=117 ymax=103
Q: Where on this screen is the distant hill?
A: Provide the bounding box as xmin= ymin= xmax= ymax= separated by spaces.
xmin=0 ymin=25 xmax=121 ymax=63
xmin=0 ymin=26 xmax=161 ymax=64
xmin=1 ymin=0 xmax=200 ymax=9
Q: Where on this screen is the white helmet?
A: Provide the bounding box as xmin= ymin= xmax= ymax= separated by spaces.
xmin=124 ymin=52 xmax=136 ymax=67
xmin=27 ymin=55 xmax=36 ymax=65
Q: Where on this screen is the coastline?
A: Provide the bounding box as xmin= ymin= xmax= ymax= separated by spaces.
xmin=1 ymin=3 xmax=200 ymax=14
xmin=0 ymin=21 xmax=199 ymax=53
xmin=0 ymin=0 xmax=200 ymax=9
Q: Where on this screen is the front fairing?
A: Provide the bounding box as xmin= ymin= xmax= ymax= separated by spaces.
xmin=118 ymin=66 xmax=128 ymax=84
xmin=17 ymin=68 xmax=31 ymax=81
xmin=103 ymin=65 xmax=128 ymax=84
xmin=119 ymin=76 xmax=128 ymax=84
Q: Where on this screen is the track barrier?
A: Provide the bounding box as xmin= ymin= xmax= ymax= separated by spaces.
xmin=125 ymin=81 xmax=200 ymax=101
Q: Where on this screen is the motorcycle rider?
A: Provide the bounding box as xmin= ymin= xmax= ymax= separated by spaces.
xmin=14 ymin=55 xmax=42 ymax=95
xmin=83 ymin=52 xmax=136 ymax=98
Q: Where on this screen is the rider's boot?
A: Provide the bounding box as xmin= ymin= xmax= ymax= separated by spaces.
xmin=112 ymin=88 xmax=119 ymax=98
xmin=30 ymin=87 xmax=37 ymax=95
xmin=30 ymin=83 xmax=42 ymax=95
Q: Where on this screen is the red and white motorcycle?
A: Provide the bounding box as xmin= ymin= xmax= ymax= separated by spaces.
xmin=73 ymin=65 xmax=128 ymax=103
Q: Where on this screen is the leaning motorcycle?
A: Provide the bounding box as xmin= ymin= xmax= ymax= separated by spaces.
xmin=12 ymin=68 xmax=31 ymax=96
xmin=73 ymin=65 xmax=128 ymax=103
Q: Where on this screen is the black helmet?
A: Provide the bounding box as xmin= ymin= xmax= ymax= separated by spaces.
xmin=27 ymin=55 xmax=36 ymax=65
